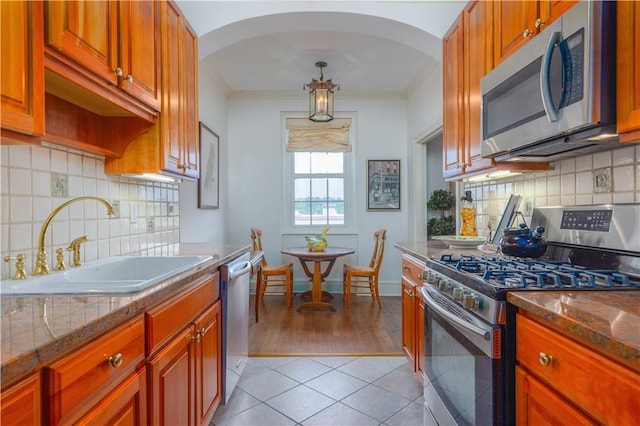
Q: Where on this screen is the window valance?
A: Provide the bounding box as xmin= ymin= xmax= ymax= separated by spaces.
xmin=286 ymin=118 xmax=352 ymax=152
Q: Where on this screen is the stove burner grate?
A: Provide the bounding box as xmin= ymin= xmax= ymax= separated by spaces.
xmin=436 ymin=254 xmax=637 ymax=290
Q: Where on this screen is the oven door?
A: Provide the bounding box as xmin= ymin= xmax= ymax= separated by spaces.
xmin=421 ymin=286 xmax=504 ymax=426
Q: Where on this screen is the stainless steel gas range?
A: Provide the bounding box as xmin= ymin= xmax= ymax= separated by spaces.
xmin=420 ymin=204 xmax=640 ymax=426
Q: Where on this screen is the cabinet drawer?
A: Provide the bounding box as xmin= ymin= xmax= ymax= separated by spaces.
xmin=47 ymin=315 xmax=145 ymax=424
xmin=516 ymin=314 xmax=640 ymax=425
xmin=146 ymin=272 xmax=218 ymax=354
xmin=402 ymin=255 xmax=424 ymax=285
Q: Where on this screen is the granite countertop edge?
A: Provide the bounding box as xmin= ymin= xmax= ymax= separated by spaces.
xmin=1 ymin=242 xmax=252 ymax=388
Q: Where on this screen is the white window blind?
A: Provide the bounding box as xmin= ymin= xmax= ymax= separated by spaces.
xmin=286 ymin=118 xmax=352 ymax=152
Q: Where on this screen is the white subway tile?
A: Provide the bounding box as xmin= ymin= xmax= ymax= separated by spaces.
xmin=83 ymin=156 xmax=97 ymax=177
xmin=10 ymin=196 xmax=32 ymax=223
xmin=576 ymin=171 xmax=593 ymax=194
xmin=32 ymin=171 xmax=50 ymax=196
xmin=575 ymin=194 xmax=592 ymax=205
xmin=0 ymin=146 xmax=10 ymax=166
xmin=547 ymin=196 xmax=561 ymax=206
xmin=575 ymin=154 xmax=592 ymax=172
xmin=33 ymin=198 xmax=52 ymax=222
xmin=612 ymin=146 xmax=635 ymax=166
xmin=560 ymin=158 xmax=575 ymax=173
xmin=561 ymin=195 xmax=575 ymax=205
xmin=50 ymin=149 xmax=68 ymax=173
xmin=0 ymin=195 xmax=8 ymax=225
xmin=593 ymin=193 xmax=612 ymax=204
xmin=9 ymin=146 xmax=31 ymax=168
xmin=9 ymin=169 xmax=31 ymax=195
xmin=560 ymin=174 xmax=575 ymax=195
xmin=0 ymin=167 xmax=8 ymax=194
xmin=68 ymin=153 xmax=83 ymax=175
xmin=593 ymin=151 xmax=612 ymax=168
xmin=613 ymin=166 xmax=635 ymax=192
xmin=32 ymin=147 xmax=50 ymax=171
xmin=68 ymin=175 xmax=84 ymax=198
xmin=10 ymin=223 xmax=31 ymax=252
xmin=535 ymin=178 xmax=547 ymax=196
xmin=547 ymin=176 xmax=560 ymax=196
xmin=613 ymin=192 xmax=634 ymax=203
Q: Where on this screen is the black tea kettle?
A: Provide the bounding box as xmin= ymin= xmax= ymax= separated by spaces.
xmin=500 ymin=223 xmax=548 ymax=258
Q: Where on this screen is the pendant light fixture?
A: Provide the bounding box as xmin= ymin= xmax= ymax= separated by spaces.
xmin=304 ymin=62 xmax=339 ymax=122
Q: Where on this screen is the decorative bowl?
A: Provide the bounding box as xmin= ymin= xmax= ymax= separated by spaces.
xmin=432 ymin=235 xmax=486 ymax=248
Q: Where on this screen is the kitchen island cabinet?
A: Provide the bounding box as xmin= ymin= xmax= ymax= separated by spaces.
xmin=509 ymin=291 xmax=640 ymax=426
xmin=617 ymin=0 xmax=640 ymax=143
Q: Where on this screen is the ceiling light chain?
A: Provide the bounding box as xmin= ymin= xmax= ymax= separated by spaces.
xmin=304 ymin=61 xmax=339 ymax=122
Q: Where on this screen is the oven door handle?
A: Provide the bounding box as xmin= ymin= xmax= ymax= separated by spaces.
xmin=421 ymin=287 xmax=490 ymax=341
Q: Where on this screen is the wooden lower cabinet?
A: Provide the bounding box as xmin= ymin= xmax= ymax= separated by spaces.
xmin=0 ymin=372 xmax=42 ymax=426
xmin=516 ymin=313 xmax=640 ymax=425
xmin=401 ymin=254 xmax=425 ymax=375
xmin=195 ymin=301 xmax=223 ymax=425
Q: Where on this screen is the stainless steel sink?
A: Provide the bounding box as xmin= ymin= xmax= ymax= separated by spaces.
xmin=0 ymin=255 xmax=212 ymax=295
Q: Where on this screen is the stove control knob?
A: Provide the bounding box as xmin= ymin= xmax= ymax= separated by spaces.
xmin=438 ymin=279 xmax=447 ymax=292
xmin=453 ymin=287 xmax=463 ymax=301
xmin=463 ymin=293 xmax=477 ymax=310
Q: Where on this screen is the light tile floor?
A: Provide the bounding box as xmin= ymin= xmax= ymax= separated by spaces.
xmin=210 ymin=356 xmax=424 ymax=426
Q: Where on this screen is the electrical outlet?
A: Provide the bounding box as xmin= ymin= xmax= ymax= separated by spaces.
xmin=593 ymin=167 xmax=612 ymax=193
xmin=146 ymin=217 xmax=155 ymax=233
xmin=51 ymin=173 xmax=69 ymax=197
xmin=523 ymin=197 xmax=534 ymax=216
xmin=110 ymin=200 xmax=120 ymax=218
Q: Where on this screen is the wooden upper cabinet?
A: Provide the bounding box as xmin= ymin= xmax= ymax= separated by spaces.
xmin=44 ymin=0 xmax=160 ymax=120
xmin=462 ymin=0 xmax=493 ymax=175
xmin=442 ymin=14 xmax=465 ymax=178
xmin=494 ymin=0 xmax=577 ymax=66
xmin=617 ymin=0 xmax=640 ymax=143
xmin=105 ymin=0 xmax=200 ymax=180
xmin=0 ymin=0 xmax=45 ymax=142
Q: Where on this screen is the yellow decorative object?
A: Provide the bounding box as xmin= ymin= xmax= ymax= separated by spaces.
xmin=460 ymin=191 xmax=477 ymax=237
xmin=305 ymin=227 xmax=330 ymax=251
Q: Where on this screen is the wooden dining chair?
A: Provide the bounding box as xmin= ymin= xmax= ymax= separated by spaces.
xmin=343 ymin=228 xmax=386 ymax=309
xmin=251 ymin=228 xmax=294 ymax=322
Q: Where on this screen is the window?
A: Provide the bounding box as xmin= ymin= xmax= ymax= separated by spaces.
xmin=292 ymin=152 xmax=345 ymax=226
xmin=283 ymin=115 xmax=354 ymax=233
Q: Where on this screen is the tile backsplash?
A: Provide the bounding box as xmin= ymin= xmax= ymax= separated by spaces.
xmin=1 ymin=144 xmax=180 ymax=281
xmin=463 ymin=145 xmax=640 ymax=240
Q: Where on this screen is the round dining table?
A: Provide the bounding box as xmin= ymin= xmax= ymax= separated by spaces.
xmin=281 ymin=246 xmax=355 ymax=312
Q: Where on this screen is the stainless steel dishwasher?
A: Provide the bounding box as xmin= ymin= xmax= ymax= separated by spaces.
xmin=219 ymin=252 xmax=252 ymax=404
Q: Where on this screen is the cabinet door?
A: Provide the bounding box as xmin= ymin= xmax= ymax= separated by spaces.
xmin=76 ymin=367 xmax=147 ymax=426
xmin=1 ymin=373 xmax=41 ymax=425
xmin=416 ymin=294 xmax=425 ymax=377
xmin=45 ymin=0 xmax=119 ymax=86
xmin=515 ymin=366 xmax=595 ymax=425
xmin=160 ymin=0 xmax=184 ymax=176
xmin=493 ymin=0 xmax=538 ymax=65
xmin=538 ymin=0 xmax=578 ymax=31
xmin=442 ymin=15 xmax=464 ymax=178
xmin=463 ymin=0 xmax=493 ymax=175
xmin=118 ymin=0 xmax=160 ymax=110
xmin=194 ymin=301 xmax=222 ymax=425
xmin=181 ymin=20 xmax=200 ymax=178
xmin=617 ymin=0 xmax=640 ymax=143
xmin=401 ymin=277 xmax=416 ymax=367
xmin=148 ymin=326 xmax=196 ymax=426
xmin=1 ymin=0 xmax=44 ymax=139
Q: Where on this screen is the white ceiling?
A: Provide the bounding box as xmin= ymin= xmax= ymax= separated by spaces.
xmin=177 ymin=1 xmax=466 ymax=96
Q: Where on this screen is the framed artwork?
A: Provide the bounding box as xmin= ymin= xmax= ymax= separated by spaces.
xmin=198 ymin=122 xmax=219 ymax=209
xmin=367 ymin=160 xmax=400 ymax=211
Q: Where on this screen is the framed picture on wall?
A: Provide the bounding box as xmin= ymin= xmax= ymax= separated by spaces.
xmin=367 ymin=159 xmax=400 ymax=211
xmin=198 ymin=122 xmax=219 ymax=209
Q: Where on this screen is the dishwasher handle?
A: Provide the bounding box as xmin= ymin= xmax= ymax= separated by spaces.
xmin=227 ymin=261 xmax=252 ymax=280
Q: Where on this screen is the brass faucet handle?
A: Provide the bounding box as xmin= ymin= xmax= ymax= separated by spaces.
xmin=4 ymin=253 xmax=28 ymax=280
xmin=67 ymin=235 xmax=89 ymax=267
xmin=54 ymin=248 xmax=66 ymax=271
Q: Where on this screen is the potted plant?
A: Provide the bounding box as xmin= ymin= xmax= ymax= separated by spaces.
xmin=427 ymin=189 xmax=456 ymax=238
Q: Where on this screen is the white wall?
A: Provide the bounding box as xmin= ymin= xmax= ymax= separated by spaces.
xmin=224 ymin=93 xmax=410 ymax=294
xmin=179 ymin=62 xmax=229 ymax=243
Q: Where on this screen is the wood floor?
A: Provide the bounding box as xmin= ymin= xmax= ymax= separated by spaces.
xmin=248 ymin=294 xmax=403 ymax=356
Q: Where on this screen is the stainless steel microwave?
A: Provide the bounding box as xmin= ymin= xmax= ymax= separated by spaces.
xmin=481 ymin=1 xmax=618 ymax=162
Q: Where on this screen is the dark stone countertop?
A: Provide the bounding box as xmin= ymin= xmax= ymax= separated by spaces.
xmin=508 ymin=291 xmax=640 ymax=372
xmin=1 ymin=243 xmax=251 ymax=388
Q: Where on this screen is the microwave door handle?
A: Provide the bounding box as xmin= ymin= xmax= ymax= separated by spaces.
xmin=540 ymin=31 xmax=562 ymax=122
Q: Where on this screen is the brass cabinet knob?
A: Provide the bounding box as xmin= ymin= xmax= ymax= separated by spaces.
xmin=534 ymin=18 xmax=547 ymax=29
xmin=115 ymin=67 xmax=124 ymax=77
xmin=523 ymin=28 xmax=533 ymax=38
xmin=125 ymin=74 xmax=134 ymax=84
xmin=199 ymin=327 xmax=206 ymax=338
xmin=538 ymin=352 xmax=553 ymax=367
xmin=108 ymin=353 xmax=123 ymax=368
